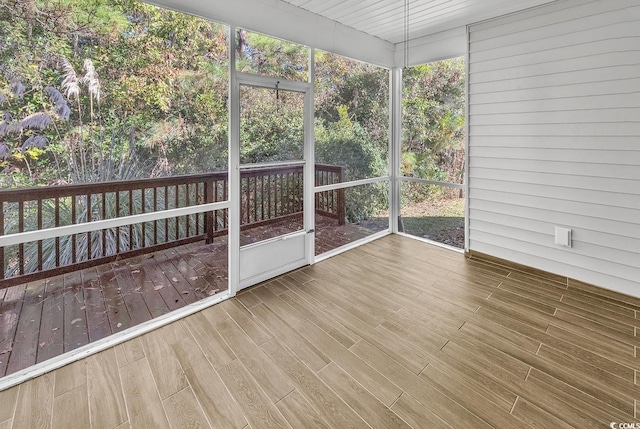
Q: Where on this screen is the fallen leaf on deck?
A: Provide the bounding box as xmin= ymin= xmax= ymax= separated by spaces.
xmin=171 ymin=277 xmax=178 ymax=282
xmin=0 ymin=347 xmax=12 ymax=355
xmin=131 ymin=270 xmax=140 ymax=274
xmin=189 ymin=276 xmax=198 ymax=281
xmin=207 ymin=289 xmax=220 ymax=296
xmin=71 ymin=318 xmax=81 ymax=325
xmin=52 ymin=327 xmax=58 ymax=331
xmin=80 ymin=306 xmax=86 ymax=310
xmin=153 ymin=285 xmax=164 ymax=291
xmin=39 ymin=342 xmax=45 ymax=348
xmin=181 ymin=291 xmax=190 ymax=295
xmin=116 ymin=323 xmax=122 ymax=328
xmin=135 ymin=287 xmax=142 ymax=292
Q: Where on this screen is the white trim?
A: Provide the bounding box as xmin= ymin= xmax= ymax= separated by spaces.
xmin=239 ymin=160 xmax=306 ymax=170
xmin=239 ymin=229 xmax=306 ymax=250
xmin=398 ymin=176 xmax=465 ymax=189
xmin=396 ymin=231 xmax=465 ymax=254
xmin=235 ymin=72 xmax=310 ymax=93
xmin=228 ymin=24 xmax=241 ymax=297
xmin=314 ymin=229 xmax=391 ymax=263
xmin=0 ymin=290 xmax=231 ymax=392
xmin=464 ymin=25 xmax=471 ymax=252
xmin=314 ymin=176 xmax=390 ymax=193
xmin=0 ymin=201 xmax=229 ymax=247
xmin=306 ymin=47 xmax=317 ymax=266
xmin=390 ymin=68 xmax=403 ymax=234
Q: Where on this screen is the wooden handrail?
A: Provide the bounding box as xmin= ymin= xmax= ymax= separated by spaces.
xmin=1 ymin=163 xmax=346 ymax=287
xmin=0 ymin=172 xmax=228 ymax=202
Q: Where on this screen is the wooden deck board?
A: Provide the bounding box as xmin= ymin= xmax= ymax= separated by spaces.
xmin=121 ymin=259 xmax=170 ymax=319
xmin=151 ymin=251 xmax=201 ymax=305
xmin=0 ymin=285 xmax=26 ymax=377
xmin=163 ymin=249 xmax=219 ymax=296
xmin=62 ymin=271 xmax=89 ymax=353
xmin=139 ymin=255 xmax=187 ymax=312
xmin=113 ymin=264 xmax=153 ymax=326
xmin=36 ymin=278 xmax=65 ymax=364
xmin=95 ymin=263 xmax=132 ymax=336
xmin=6 ymin=280 xmax=45 ymax=374
xmin=3 ymin=235 xmax=640 ymax=428
xmin=81 ymin=268 xmax=111 ymax=343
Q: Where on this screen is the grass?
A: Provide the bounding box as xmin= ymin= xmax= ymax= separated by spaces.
xmin=349 ymin=196 xmax=465 ymax=249
xmin=400 ymin=197 xmax=465 ymax=248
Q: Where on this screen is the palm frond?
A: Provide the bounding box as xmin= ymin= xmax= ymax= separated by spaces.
xmin=9 ymin=76 xmax=25 ymax=98
xmin=0 ymin=115 xmax=19 ymax=137
xmin=45 ymin=86 xmax=71 ymax=120
xmin=0 ymin=143 xmax=11 ymax=158
xmin=21 ymin=135 xmax=48 ymax=151
xmin=20 ymin=112 xmax=52 ymax=130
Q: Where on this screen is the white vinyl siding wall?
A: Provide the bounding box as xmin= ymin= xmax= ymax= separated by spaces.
xmin=467 ymin=0 xmax=640 ymax=296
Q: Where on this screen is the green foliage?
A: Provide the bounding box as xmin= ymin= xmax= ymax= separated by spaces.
xmin=1 ymin=0 xmax=465 ymax=243
xmin=315 ymin=51 xmax=389 ymax=148
xmin=402 ymin=58 xmax=465 ymax=188
xmin=313 ymin=52 xmax=390 ymax=222
xmin=343 ymin=182 xmax=388 ymax=224
xmin=315 ymin=106 xmax=386 ymax=182
xmin=239 ymin=88 xmax=304 ymax=163
xmin=0 ymin=0 xmax=230 ymax=186
xmin=237 ymin=30 xmax=309 ymax=81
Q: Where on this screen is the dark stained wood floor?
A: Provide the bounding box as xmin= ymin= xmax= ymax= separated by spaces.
xmin=1 ymin=234 xmax=639 ymax=428
xmin=0 ymin=237 xmax=228 ymax=378
xmin=0 ymin=215 xmax=379 ymax=378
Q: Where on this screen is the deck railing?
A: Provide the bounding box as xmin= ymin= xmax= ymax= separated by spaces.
xmin=1 ymin=164 xmax=344 ymax=288
xmin=315 ymin=164 xmax=346 ymax=225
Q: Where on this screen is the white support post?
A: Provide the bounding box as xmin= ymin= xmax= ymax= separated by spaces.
xmin=389 ymin=68 xmax=403 ymax=234
xmin=306 ymin=47 xmax=316 ymax=265
xmin=464 ymin=26 xmax=471 ymax=253
xmin=228 ymin=25 xmax=240 ymax=296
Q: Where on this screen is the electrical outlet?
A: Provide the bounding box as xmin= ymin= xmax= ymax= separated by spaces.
xmin=554 ymin=226 xmax=572 ymax=248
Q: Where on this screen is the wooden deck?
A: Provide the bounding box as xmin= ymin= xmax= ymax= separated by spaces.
xmin=1 ymin=234 xmax=639 ymax=428
xmin=0 ymin=215 xmax=378 ymax=378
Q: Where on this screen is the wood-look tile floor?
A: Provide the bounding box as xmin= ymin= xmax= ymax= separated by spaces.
xmin=1 ymin=234 xmax=639 ymax=428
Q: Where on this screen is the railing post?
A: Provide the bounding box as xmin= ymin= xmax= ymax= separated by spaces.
xmin=337 ymin=166 xmax=346 ymax=225
xmin=204 ymin=178 xmax=215 ymax=244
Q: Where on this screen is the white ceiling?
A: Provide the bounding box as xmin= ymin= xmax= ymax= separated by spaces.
xmin=277 ymin=0 xmax=559 ymax=44
xmin=149 ymin=0 xmax=559 ymax=67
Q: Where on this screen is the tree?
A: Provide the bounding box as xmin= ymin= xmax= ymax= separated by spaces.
xmin=0 ymin=0 xmax=231 ymax=187
xmin=402 ymin=58 xmax=465 ymax=186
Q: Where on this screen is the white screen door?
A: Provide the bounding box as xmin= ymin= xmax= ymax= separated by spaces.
xmin=236 ymin=75 xmax=313 ymax=289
